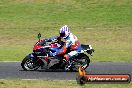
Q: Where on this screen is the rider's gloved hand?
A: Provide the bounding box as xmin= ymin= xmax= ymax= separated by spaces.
xmin=49 ymin=52 xmax=57 ymax=57
xmin=44 ymin=39 xmax=49 ymax=42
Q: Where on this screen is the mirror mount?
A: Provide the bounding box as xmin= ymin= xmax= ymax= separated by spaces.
xmin=37 ymin=33 xmax=41 ymax=42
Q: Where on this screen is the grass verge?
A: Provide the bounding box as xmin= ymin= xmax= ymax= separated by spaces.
xmin=0 ymin=80 xmax=132 ymax=88
xmin=0 ymin=0 xmax=132 ymax=61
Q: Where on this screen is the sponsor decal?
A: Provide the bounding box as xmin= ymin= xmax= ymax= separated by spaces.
xmin=76 ymin=67 xmax=131 ymax=85
xmin=85 ymin=74 xmax=131 ymax=83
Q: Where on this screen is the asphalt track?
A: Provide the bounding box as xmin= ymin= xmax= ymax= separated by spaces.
xmin=0 ymin=62 xmax=132 ymax=80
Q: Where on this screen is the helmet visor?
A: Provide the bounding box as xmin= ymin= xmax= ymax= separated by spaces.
xmin=60 ymin=33 xmax=65 ymax=38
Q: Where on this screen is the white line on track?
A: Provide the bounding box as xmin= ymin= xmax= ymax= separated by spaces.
xmin=0 ymin=79 xmax=75 ymax=81
xmin=0 ymin=61 xmax=20 ymax=63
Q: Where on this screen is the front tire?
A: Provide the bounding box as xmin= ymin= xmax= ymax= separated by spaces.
xmin=21 ymin=56 xmax=40 ymax=71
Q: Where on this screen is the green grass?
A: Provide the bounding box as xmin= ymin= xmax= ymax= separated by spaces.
xmin=0 ymin=0 xmax=132 ymax=61
xmin=0 ymin=80 xmax=132 ymax=88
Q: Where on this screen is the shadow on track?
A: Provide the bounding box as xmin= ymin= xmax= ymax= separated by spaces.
xmin=19 ymin=69 xmax=78 ymax=72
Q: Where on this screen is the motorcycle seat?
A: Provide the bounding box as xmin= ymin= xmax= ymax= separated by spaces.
xmin=81 ymin=44 xmax=90 ymax=50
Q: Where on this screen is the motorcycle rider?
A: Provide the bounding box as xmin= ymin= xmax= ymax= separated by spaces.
xmin=45 ymin=25 xmax=82 ymax=70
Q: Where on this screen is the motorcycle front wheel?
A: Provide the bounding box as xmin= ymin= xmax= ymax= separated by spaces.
xmin=21 ymin=56 xmax=41 ymax=71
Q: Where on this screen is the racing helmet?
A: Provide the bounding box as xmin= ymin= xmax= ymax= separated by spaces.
xmin=59 ymin=25 xmax=70 ymax=39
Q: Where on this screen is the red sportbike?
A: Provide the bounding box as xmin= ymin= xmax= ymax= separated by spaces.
xmin=21 ymin=33 xmax=94 ymax=71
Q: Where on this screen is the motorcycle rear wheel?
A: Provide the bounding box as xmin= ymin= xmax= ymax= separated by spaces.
xmin=70 ymin=54 xmax=90 ymax=71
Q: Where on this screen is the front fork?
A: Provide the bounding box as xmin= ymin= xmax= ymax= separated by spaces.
xmin=28 ymin=53 xmax=44 ymax=67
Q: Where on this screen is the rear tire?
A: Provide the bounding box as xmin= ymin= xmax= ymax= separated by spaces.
xmin=78 ymin=54 xmax=90 ymax=69
xmin=71 ymin=54 xmax=90 ymax=71
xmin=21 ymin=56 xmax=40 ymax=71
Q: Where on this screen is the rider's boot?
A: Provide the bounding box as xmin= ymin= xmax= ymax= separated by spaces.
xmin=63 ymin=55 xmax=71 ymax=71
xmin=62 ymin=59 xmax=70 ymax=71
xmin=58 ymin=55 xmax=71 ymax=71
